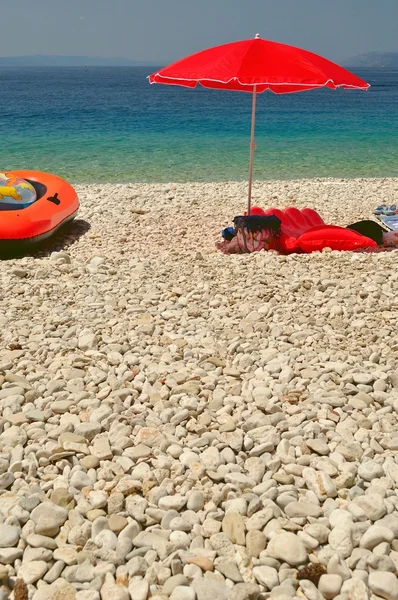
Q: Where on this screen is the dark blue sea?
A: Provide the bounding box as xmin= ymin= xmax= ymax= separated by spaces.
xmin=0 ymin=66 xmax=397 ymax=182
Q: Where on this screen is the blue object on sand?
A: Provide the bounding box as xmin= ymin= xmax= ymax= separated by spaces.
xmin=222 ymin=227 xmax=235 ymax=241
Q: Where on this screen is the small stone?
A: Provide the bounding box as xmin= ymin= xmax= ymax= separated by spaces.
xmin=17 ymin=560 xmax=48 ymax=584
xmin=246 ymin=530 xmax=267 ymax=557
xmin=185 ymin=551 xmax=215 ymax=571
xmin=108 ymin=493 xmax=125 ymax=514
xmin=267 ymin=532 xmax=308 ymax=566
xmin=70 ymin=471 xmax=93 ymax=490
xmin=229 ymin=583 xmax=260 ymax=600
xmin=89 ymin=491 xmax=108 ymax=510
xmin=284 ymin=502 xmax=323 ymax=518
xmin=187 ymin=490 xmax=204 ymax=511
xmin=30 ymin=502 xmax=68 ymax=536
xmin=302 ymin=468 xmax=337 ymax=500
xmin=78 ymin=330 xmax=98 ymax=351
xmin=101 ymin=575 xmax=130 ymax=600
xmin=44 ymin=560 xmax=65 ymax=583
xmin=193 ymin=578 xmax=229 ymax=600
xmin=23 ymin=547 xmax=52 ymax=563
xmin=358 ymin=460 xmax=384 ymax=481
xmin=341 ymin=579 xmax=369 ymax=600
xmin=26 ymin=534 xmax=58 ymax=550
xmin=128 ymin=579 xmax=149 ymax=600
xmin=11 ymin=267 xmax=27 ymax=277
xmin=222 ymin=512 xmax=246 ymax=545
xmin=202 ymin=518 xmax=222 ymax=537
xmin=335 ymin=442 xmax=363 ymax=462
xmin=92 ymin=435 xmax=113 ymax=460
xmin=108 ymin=515 xmax=128 ymax=534
xmin=299 ymin=580 xmax=323 ymax=600
xmin=245 ymin=508 xmax=274 ymax=531
xmin=0 ymin=547 xmax=23 ymax=564
xmin=327 ymin=555 xmax=351 ymax=581
xmin=0 ymin=524 xmax=20 ymax=548
xmin=253 ymin=566 xmax=279 ymax=590
xmin=170 ymin=587 xmax=196 ymax=600
xmin=80 ymin=456 xmax=100 ymax=469
xmin=158 ymin=495 xmax=187 ymax=511
xmin=50 ymin=488 xmax=75 ymax=509
xmin=76 ymin=592 xmax=100 ymax=600
xmin=352 ymin=494 xmax=387 ymax=521
xmin=225 ymin=472 xmax=256 ymax=488
xmin=0 ymin=426 xmax=27 ymax=447
xmin=51 ymin=250 xmax=71 ymax=263
xmin=201 ymin=447 xmax=222 ymax=470
xmin=368 ymin=571 xmax=398 ymax=600
xmin=328 ymin=525 xmax=353 ymax=559
xmin=134 ymin=427 xmax=167 ymax=450
xmin=306 ymin=439 xmax=330 ymax=455
xmin=318 ymin=574 xmax=343 ymax=599
xmin=0 ymin=473 xmax=14 ymax=489
xmin=163 ymin=574 xmax=189 ymax=596
xmin=360 ymin=525 xmax=394 ymax=549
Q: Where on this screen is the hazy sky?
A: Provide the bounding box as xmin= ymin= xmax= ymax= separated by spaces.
xmin=2 ymin=0 xmax=397 ymax=63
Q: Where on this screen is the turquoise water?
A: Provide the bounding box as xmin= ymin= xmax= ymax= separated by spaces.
xmin=0 ymin=66 xmax=397 ymax=183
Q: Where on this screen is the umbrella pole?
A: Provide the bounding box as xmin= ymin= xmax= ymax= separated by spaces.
xmin=247 ymin=85 xmax=257 ymax=215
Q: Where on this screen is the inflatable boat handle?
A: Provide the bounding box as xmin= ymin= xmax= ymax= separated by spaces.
xmin=47 ymin=193 xmax=60 ymax=205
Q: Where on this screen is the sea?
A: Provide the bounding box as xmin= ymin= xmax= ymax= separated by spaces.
xmin=0 ymin=66 xmax=397 ymax=183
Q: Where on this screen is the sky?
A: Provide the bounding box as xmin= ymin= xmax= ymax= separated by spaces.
xmin=2 ymin=0 xmax=397 ymax=63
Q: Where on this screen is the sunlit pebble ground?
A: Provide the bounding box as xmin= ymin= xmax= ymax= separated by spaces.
xmin=1 ymin=178 xmax=398 ymax=597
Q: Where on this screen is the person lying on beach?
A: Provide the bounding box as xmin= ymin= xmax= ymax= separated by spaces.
xmin=217 ymin=213 xmax=398 ymax=254
xmin=217 ymin=214 xmax=282 ymax=254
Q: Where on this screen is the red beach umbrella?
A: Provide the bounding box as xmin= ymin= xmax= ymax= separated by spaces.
xmin=149 ymin=35 xmax=370 ymax=214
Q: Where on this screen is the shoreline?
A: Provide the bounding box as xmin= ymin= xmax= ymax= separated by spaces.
xmin=62 ymin=173 xmax=398 ymax=186
xmin=69 ymin=175 xmax=398 ymax=184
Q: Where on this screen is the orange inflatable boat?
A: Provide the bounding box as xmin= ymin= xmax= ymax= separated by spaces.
xmin=0 ymin=170 xmax=79 ymax=251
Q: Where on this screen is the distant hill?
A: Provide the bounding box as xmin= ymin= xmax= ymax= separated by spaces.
xmin=0 ymin=55 xmax=160 ymax=67
xmin=344 ymin=52 xmax=398 ymax=68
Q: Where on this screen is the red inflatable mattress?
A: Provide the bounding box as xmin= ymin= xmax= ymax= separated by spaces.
xmin=248 ymin=206 xmax=377 ymax=253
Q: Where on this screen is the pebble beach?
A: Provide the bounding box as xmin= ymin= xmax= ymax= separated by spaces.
xmin=1 ymin=176 xmax=398 ymax=600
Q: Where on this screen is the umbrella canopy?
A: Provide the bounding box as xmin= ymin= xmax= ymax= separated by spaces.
xmin=149 ymin=35 xmax=370 ymax=212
